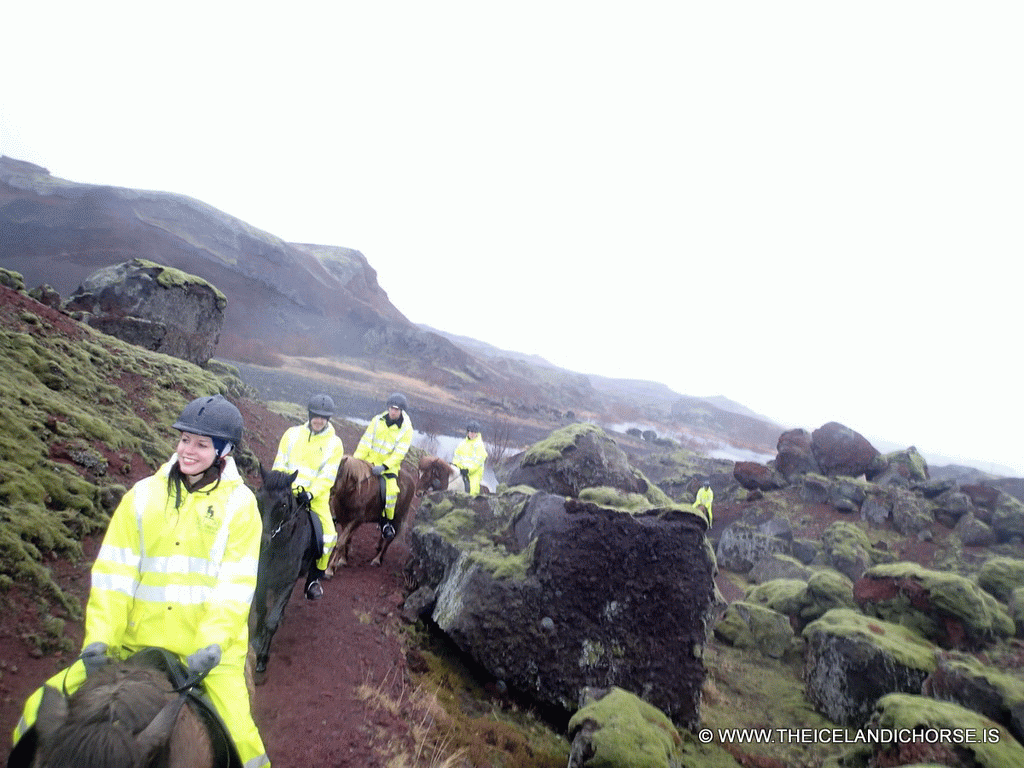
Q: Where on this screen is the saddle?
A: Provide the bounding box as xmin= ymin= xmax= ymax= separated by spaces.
xmin=5 ymin=648 xmax=242 ymax=768
xmin=296 ymin=487 xmax=324 ymax=559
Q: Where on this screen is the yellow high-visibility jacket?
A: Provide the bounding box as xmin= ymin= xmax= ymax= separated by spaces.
xmin=453 ymin=436 xmax=487 ymax=475
xmin=272 ymin=422 xmax=345 ymax=503
xmin=85 ymin=455 xmax=261 ymax=659
xmin=273 ymin=422 xmax=345 ymax=569
xmin=17 ymin=456 xmax=270 ymax=767
xmin=694 ymin=485 xmax=714 ymax=524
xmin=353 ymin=411 xmax=413 ymax=473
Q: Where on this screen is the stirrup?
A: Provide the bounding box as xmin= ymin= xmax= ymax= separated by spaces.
xmin=305 ymin=580 xmax=323 ymax=600
xmin=381 ymin=522 xmax=396 ymax=540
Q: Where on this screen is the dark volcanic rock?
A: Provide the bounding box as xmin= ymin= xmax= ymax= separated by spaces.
xmin=776 ymin=428 xmax=819 ymax=480
xmin=802 ymin=608 xmax=936 ymax=727
xmin=406 ymin=490 xmax=716 ymax=729
xmin=503 ymin=423 xmax=649 ymax=498
xmin=65 ymin=258 xmax=225 ymax=365
xmin=811 ymin=421 xmax=882 ymax=479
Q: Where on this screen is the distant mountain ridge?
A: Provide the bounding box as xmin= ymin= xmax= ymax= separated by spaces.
xmin=8 ymin=154 xmax=1004 ymax=471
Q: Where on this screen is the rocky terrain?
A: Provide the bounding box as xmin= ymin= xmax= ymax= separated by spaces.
xmin=4 ymin=157 xmax=1024 ymax=767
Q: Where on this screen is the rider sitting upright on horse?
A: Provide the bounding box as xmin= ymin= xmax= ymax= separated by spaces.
xmin=272 ymin=394 xmax=346 ymax=601
xmin=11 ymin=395 xmax=270 ymax=768
xmin=353 ymin=392 xmax=413 ymax=541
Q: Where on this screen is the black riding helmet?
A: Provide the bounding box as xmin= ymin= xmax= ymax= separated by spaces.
xmin=308 ymin=393 xmax=335 ymax=418
xmin=467 ymin=421 xmax=481 ymax=433
xmin=173 ymin=394 xmax=244 ymax=445
xmin=387 ymin=392 xmax=408 ymax=411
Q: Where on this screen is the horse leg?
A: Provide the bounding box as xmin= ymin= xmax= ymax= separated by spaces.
xmin=253 ymin=582 xmax=293 ymax=680
xmin=251 ymin=579 xmax=270 ymax=675
xmin=326 ymin=519 xmax=360 ymax=574
xmin=370 ymin=535 xmax=390 ymax=567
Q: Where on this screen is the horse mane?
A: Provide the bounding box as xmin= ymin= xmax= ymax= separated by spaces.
xmin=37 ymin=667 xmax=172 ymax=767
xmin=261 ymin=467 xmax=297 ymax=494
xmin=342 ymin=456 xmax=372 ymax=483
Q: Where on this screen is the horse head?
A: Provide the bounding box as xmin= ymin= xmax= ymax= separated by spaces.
xmin=257 ymin=465 xmax=299 ymax=547
xmin=31 ymin=664 xmax=212 ymax=768
xmin=415 ymin=455 xmax=453 ymax=495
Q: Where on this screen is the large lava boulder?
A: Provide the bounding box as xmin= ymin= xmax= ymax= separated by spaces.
xmin=65 ymin=258 xmax=226 ymax=365
xmin=847 ymin=693 xmax=1024 ymax=767
xmin=802 ymin=608 xmax=937 ymax=727
xmin=854 ymin=562 xmax=1015 ymax=650
xmin=503 ymin=423 xmax=654 ymax=499
xmin=776 ymin=428 xmax=819 ymax=481
xmin=405 ymin=487 xmax=716 ymax=729
xmin=811 ymin=422 xmax=883 ymax=479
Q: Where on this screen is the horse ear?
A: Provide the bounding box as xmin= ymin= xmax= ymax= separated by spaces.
xmin=35 ymin=685 xmax=69 ymax=742
xmin=136 ymin=697 xmax=182 ymax=760
xmin=288 ymin=470 xmax=299 ymax=484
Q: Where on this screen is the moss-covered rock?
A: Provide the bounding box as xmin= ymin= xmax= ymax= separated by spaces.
xmin=568 ymin=686 xmax=744 ymax=768
xmin=1010 ymin=587 xmax=1024 ymax=638
xmin=864 ymin=693 xmax=1024 ymax=768
xmin=743 ymin=578 xmax=807 ymax=617
xmin=923 ymin=653 xmax=1024 ymax=744
xmin=797 ymin=568 xmax=857 ymax=626
xmin=992 ymin=493 xmax=1024 ymax=542
xmin=567 ymin=686 xmax=685 ymax=768
xmin=821 ymin=520 xmax=875 ymax=581
xmin=713 ymin=601 xmax=797 ymax=659
xmin=748 ymin=553 xmax=812 ymax=584
xmin=802 ymin=608 xmax=937 ymax=726
xmin=856 ymin=562 xmax=1015 ymax=649
xmin=507 ymin=423 xmax=668 ymax=505
xmin=978 ymin=557 xmax=1024 ymax=603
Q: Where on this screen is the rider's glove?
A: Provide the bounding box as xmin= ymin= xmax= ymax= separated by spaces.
xmin=80 ymin=641 xmax=109 ymax=674
xmin=187 ymin=644 xmax=222 ymax=674
xmin=81 ymin=641 xmax=108 ymax=658
xmin=371 ymin=465 xmax=385 ymax=476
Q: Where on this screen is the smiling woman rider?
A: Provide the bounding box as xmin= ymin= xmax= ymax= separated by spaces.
xmin=11 ymin=394 xmax=271 ymax=768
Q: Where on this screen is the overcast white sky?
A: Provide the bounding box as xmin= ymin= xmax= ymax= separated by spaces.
xmin=2 ymin=2 xmax=1021 ymax=475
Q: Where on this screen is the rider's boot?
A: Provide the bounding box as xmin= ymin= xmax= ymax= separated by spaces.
xmin=305 ymin=567 xmax=325 ymax=600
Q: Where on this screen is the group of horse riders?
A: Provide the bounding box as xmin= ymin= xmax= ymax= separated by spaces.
xmin=9 ymin=390 xmax=489 ymax=768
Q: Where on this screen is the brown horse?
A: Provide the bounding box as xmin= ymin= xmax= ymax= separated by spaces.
xmin=24 ymin=660 xmax=215 ymax=768
xmin=325 ymin=456 xmax=416 ymax=573
xmin=416 ymin=454 xmax=456 ymax=495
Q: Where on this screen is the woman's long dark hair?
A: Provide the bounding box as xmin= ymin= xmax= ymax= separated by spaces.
xmin=167 ymin=457 xmax=225 ymax=508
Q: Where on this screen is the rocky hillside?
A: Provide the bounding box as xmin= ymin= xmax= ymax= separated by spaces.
xmin=0 ymin=155 xmax=786 ymax=456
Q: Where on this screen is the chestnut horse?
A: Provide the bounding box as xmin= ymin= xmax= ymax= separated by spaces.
xmin=416 ymin=454 xmax=456 ymax=495
xmin=325 ymin=456 xmax=416 ymax=574
xmin=18 ymin=657 xmax=218 ymax=768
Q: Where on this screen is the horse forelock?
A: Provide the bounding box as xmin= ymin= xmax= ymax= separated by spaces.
xmin=38 ymin=668 xmax=172 ymax=768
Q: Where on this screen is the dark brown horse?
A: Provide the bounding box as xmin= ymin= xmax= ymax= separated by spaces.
xmin=416 ymin=454 xmax=455 ymax=495
xmin=325 ymin=457 xmax=416 ymax=574
xmin=22 ymin=660 xmax=214 ymax=768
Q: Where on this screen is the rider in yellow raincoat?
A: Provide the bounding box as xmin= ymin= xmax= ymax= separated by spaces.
xmin=694 ymin=480 xmax=714 ymax=526
xmin=451 ymin=421 xmax=488 ymax=495
xmin=353 ymin=392 xmax=412 ymax=540
xmin=273 ymin=393 xmax=345 ymax=600
xmin=12 ymin=395 xmax=270 ymax=768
